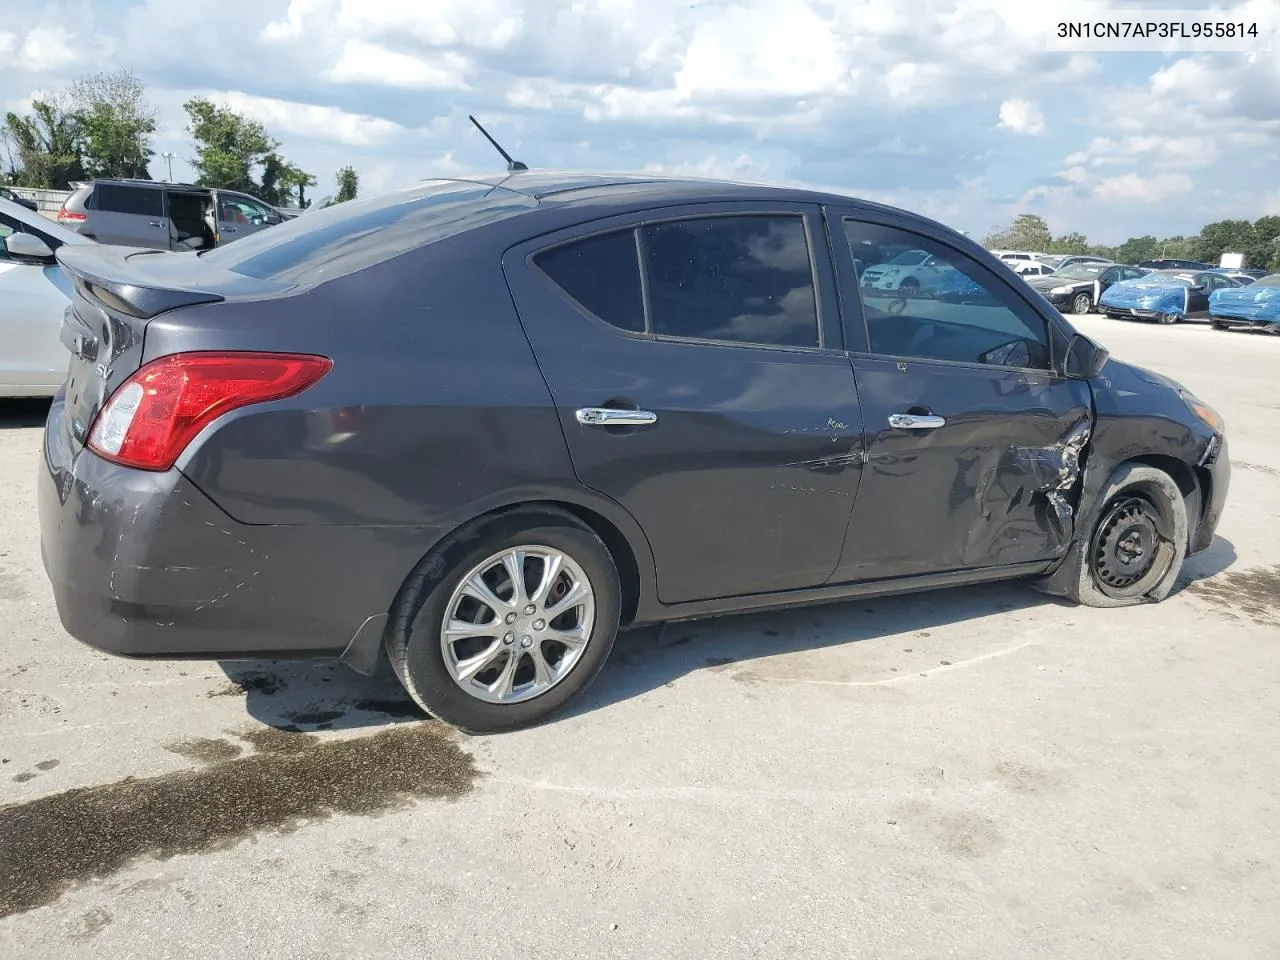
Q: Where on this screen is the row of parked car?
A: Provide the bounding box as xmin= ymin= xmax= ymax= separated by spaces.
xmin=972 ymin=249 xmax=1279 ymax=330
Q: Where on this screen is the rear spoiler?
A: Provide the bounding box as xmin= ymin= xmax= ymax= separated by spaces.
xmin=56 ymin=244 xmax=226 ymax=320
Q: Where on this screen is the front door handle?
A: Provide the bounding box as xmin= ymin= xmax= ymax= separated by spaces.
xmin=576 ymin=408 xmax=658 ymax=427
xmin=888 ymin=413 xmax=946 ymax=430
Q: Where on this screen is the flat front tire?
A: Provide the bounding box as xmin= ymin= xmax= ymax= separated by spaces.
xmin=386 ymin=507 xmax=621 ymax=733
xmin=1048 ymin=464 xmax=1188 ymax=608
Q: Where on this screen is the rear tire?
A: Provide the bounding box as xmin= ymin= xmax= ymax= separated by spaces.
xmin=386 ymin=507 xmax=621 ymax=733
xmin=1044 ymin=465 xmax=1187 ymax=608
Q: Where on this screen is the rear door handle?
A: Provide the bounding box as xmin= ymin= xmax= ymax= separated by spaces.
xmin=148 ymin=221 xmax=163 ymax=228
xmin=888 ymin=413 xmax=946 ymax=430
xmin=575 ymin=408 xmax=658 ymax=427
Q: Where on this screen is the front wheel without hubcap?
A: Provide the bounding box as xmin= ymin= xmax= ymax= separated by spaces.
xmin=386 ymin=509 xmax=621 ymax=733
xmin=1089 ymin=496 xmax=1174 ymax=601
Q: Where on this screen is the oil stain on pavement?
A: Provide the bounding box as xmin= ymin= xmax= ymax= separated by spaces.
xmin=0 ymin=722 xmax=478 ymax=918
xmin=1190 ymin=563 xmax=1280 ymax=627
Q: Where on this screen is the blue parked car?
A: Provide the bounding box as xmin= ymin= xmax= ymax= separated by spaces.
xmin=1209 ymin=273 xmax=1280 ymax=333
xmin=1098 ymin=269 xmax=1244 ymax=324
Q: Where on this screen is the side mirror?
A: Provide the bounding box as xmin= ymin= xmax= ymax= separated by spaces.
xmin=1063 ymin=333 xmax=1109 ymax=379
xmin=2 ymin=232 xmax=55 ymax=263
xmin=264 ymin=212 xmax=282 ymax=225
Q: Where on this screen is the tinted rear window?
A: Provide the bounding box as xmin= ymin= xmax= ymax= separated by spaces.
xmin=94 ymin=184 xmax=164 ymax=217
xmin=534 ymin=230 xmax=645 ymax=333
xmin=199 ymin=180 xmax=537 ymax=285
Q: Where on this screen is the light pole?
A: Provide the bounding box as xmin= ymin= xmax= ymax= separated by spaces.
xmin=161 ymin=152 xmax=176 ymax=182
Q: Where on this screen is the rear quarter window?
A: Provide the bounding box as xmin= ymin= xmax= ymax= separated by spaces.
xmin=199 ymin=180 xmax=538 ymax=286
xmin=533 ymin=230 xmax=645 ymax=333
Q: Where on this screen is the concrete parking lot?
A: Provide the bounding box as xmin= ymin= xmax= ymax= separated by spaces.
xmin=1 ymin=313 xmax=1278 ymax=959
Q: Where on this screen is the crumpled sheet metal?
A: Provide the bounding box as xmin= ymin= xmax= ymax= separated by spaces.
xmin=1008 ymin=418 xmax=1093 ymax=533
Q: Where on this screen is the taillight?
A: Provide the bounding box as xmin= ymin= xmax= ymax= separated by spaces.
xmin=87 ymin=352 xmax=332 ymax=471
xmin=58 ymin=209 xmax=87 ymax=222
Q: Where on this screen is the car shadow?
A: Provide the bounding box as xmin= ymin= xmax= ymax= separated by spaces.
xmin=222 ymin=536 xmax=1238 ymax=733
xmin=214 ymin=655 xmax=422 ymax=733
xmin=0 ymin=398 xmax=51 ymax=429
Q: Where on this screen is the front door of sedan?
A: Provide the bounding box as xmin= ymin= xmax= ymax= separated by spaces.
xmin=504 ymin=204 xmax=864 ymax=605
xmin=825 ymin=210 xmax=1093 ymax=583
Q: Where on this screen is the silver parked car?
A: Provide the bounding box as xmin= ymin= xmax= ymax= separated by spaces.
xmin=57 ymin=179 xmax=287 ymax=251
xmin=0 ymin=197 xmax=94 ymax=398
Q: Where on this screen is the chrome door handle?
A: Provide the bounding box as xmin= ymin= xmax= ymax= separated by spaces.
xmin=222 ymin=227 xmax=237 ymax=233
xmin=575 ymin=408 xmax=658 ymax=427
xmin=888 ymin=413 xmax=946 ymax=430
xmin=148 ymin=221 xmax=163 ymax=228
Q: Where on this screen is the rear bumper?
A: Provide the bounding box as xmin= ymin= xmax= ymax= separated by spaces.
xmin=38 ymin=395 xmax=444 ymax=662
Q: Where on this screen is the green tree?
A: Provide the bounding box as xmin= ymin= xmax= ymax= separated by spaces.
xmin=1115 ymin=235 xmax=1159 ymax=264
xmin=984 ymin=214 xmax=1053 ymax=251
xmin=1193 ymin=219 xmax=1258 ymax=267
xmin=1252 ymin=216 xmax=1280 ymax=270
xmin=71 ymin=69 xmax=156 ymax=180
xmin=183 ymin=98 xmax=277 ymax=194
xmin=335 ymin=165 xmax=358 ymax=202
xmin=3 ymin=97 xmax=84 ymax=188
xmin=1046 ymin=231 xmax=1089 ymax=255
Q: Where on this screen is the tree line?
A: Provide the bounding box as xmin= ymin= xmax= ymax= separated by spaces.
xmin=1 ymin=70 xmax=359 ymax=209
xmin=985 ymin=213 xmax=1280 ymax=271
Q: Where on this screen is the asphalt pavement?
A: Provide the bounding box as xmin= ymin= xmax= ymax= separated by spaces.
xmin=1 ymin=313 xmax=1278 ymax=959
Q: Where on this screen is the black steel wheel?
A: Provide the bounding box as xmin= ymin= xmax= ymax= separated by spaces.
xmin=1089 ymin=496 xmax=1174 ymax=600
xmin=1031 ymin=463 xmax=1188 ymax=608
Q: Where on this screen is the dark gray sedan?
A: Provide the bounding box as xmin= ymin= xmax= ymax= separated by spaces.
xmin=38 ymin=172 xmax=1230 ymax=732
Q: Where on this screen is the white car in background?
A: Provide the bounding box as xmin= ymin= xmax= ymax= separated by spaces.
xmin=0 ymin=197 xmax=93 ymax=398
xmin=858 ymin=248 xmax=958 ymax=298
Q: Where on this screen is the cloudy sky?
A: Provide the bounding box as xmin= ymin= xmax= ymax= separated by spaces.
xmin=1 ymin=0 xmax=1276 ymax=244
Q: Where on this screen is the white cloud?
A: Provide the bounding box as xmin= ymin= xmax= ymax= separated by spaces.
xmin=327 ymin=41 xmax=471 ymax=90
xmin=998 ymin=99 xmax=1045 ymax=135
xmin=19 ymin=25 xmax=76 ymax=71
xmin=213 ymin=91 xmax=407 ymax=147
xmin=1089 ymin=173 xmax=1194 ymax=205
xmin=0 ymin=31 xmax=15 ymax=57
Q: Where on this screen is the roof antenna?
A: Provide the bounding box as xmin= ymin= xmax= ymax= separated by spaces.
xmin=468 ymin=115 xmax=528 ymax=172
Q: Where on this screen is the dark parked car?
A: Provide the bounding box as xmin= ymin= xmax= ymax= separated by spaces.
xmin=1023 ymin=262 xmax=1147 ymax=315
xmin=0 ymin=186 xmax=38 ymax=212
xmin=1135 ymin=258 xmax=1212 ymax=271
xmin=38 ymin=172 xmax=1230 ymax=732
xmin=1098 ymin=269 xmax=1245 ymax=323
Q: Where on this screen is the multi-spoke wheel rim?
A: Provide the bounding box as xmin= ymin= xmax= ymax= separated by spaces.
xmin=440 ymin=545 xmax=595 ymax=704
xmin=1073 ymin=293 xmax=1091 ymax=315
xmin=1090 ymin=495 xmax=1173 ymax=599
